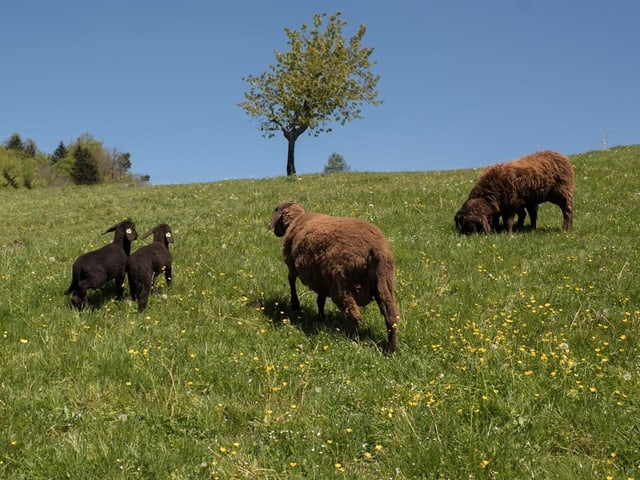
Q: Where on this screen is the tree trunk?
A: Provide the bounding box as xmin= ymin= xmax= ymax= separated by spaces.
xmin=286 ymin=138 xmax=297 ymax=176
xmin=283 ymin=125 xmax=308 ymax=177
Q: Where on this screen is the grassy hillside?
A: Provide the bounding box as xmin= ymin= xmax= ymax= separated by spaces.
xmin=1 ymin=145 xmax=639 ymax=479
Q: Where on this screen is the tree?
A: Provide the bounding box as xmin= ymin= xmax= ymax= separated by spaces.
xmin=23 ymin=139 xmax=37 ymax=158
xmin=103 ymin=148 xmax=132 ymax=181
xmin=323 ymin=152 xmax=351 ymax=174
xmin=51 ymin=141 xmax=68 ymax=164
xmin=4 ymin=133 xmax=24 ymax=152
xmin=239 ymin=11 xmax=382 ymax=176
xmin=71 ymin=146 xmax=100 ymax=185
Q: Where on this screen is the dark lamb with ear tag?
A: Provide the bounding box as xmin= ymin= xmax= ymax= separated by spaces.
xmin=64 ymin=219 xmax=138 ymax=309
xmin=126 ymin=223 xmax=174 ymax=312
xmin=270 ymin=201 xmax=401 ymax=354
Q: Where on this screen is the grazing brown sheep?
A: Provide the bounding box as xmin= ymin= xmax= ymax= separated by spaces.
xmin=455 ymin=150 xmax=574 ymax=234
xmin=269 ymin=201 xmax=400 ymax=354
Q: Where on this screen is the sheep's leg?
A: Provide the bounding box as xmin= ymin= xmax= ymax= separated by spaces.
xmin=334 ymin=296 xmax=361 ymax=338
xmin=528 ymin=203 xmax=538 ymax=229
xmin=562 ymin=208 xmax=572 ymax=232
xmin=559 ymin=200 xmax=573 ymax=232
xmin=129 ymin=276 xmax=138 ymax=301
xmin=504 ymin=212 xmax=516 ymax=234
xmin=137 ymin=279 xmax=151 ymax=312
xmin=74 ymin=281 xmax=90 ymax=310
xmin=345 ymin=302 xmax=362 ymax=338
xmin=288 ymin=272 xmax=301 ymax=312
xmin=115 ymin=273 xmax=125 ymax=300
xmin=164 ymin=266 xmax=173 ymax=287
xmin=316 ymin=295 xmax=326 ymax=321
xmin=375 ymin=283 xmax=400 ymax=354
xmin=491 ymin=213 xmax=502 ymax=232
xmin=515 ymin=207 xmax=527 ymax=230
xmin=550 ymin=194 xmax=572 ymax=232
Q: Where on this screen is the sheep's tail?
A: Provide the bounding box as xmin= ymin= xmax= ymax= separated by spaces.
xmin=372 ymin=249 xmax=400 ymax=354
xmin=64 ymin=272 xmax=78 ymax=295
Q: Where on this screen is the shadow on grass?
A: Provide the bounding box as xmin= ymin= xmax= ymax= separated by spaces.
xmin=257 ymin=295 xmax=383 ymax=350
xmin=455 ymin=224 xmax=565 ymax=236
xmin=64 ymin=281 xmax=126 ymax=311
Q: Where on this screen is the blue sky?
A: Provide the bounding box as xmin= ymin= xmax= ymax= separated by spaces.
xmin=2 ymin=1 xmax=638 ymax=185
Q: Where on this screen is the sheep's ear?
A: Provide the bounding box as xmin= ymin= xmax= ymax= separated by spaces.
xmin=454 ymin=212 xmax=462 ymax=229
xmin=268 ymin=207 xmax=283 ymax=231
xmin=102 ymin=225 xmax=116 ymax=235
xmin=141 ymin=229 xmax=153 ymax=240
xmin=126 ymin=227 xmax=137 ymax=241
xmin=481 ymin=216 xmax=492 ymax=234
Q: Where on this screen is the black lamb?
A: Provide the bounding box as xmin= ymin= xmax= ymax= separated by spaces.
xmin=65 ymin=219 xmax=138 ymax=309
xmin=126 ymin=223 xmax=174 ymax=312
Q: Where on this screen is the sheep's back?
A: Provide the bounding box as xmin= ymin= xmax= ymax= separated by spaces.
xmin=284 ymin=215 xmax=393 ymax=297
xmin=75 ymin=244 xmax=127 ymax=279
xmin=475 ymin=151 xmax=573 ymax=206
xmin=129 ymin=244 xmax=172 ymax=273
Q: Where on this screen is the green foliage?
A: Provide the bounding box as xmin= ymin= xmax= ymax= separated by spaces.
xmin=323 ymin=152 xmax=351 ymax=174
xmin=71 ymin=145 xmax=100 ymax=185
xmin=0 ymin=146 xmax=38 ymax=189
xmin=4 ymin=132 xmax=25 ymax=151
xmin=239 ymin=11 xmax=382 ymax=175
xmin=0 ymin=146 xmax=639 ymax=479
xmin=1 ymin=133 xmax=145 ymax=188
xmin=51 ymin=141 xmax=68 ymax=164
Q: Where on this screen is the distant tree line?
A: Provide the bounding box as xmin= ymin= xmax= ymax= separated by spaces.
xmin=0 ymin=132 xmax=149 ymax=189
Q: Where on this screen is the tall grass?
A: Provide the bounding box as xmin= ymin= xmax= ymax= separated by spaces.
xmin=1 ymin=146 xmax=638 ymax=479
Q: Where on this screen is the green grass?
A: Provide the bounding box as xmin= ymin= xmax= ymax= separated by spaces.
xmin=1 ymin=145 xmax=639 ymax=479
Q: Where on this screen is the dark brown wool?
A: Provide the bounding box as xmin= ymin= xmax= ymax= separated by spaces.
xmin=270 ymin=201 xmax=400 ymax=354
xmin=455 ymin=150 xmax=574 ymax=234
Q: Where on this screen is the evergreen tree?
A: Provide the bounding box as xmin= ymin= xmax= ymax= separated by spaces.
xmin=71 ymin=146 xmax=100 ymax=185
xmin=4 ymin=133 xmax=24 ymax=152
xmin=323 ymin=152 xmax=351 ymax=174
xmin=51 ymin=141 xmax=68 ymax=164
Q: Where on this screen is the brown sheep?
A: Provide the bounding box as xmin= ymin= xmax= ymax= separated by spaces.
xmin=269 ymin=201 xmax=400 ymax=354
xmin=455 ymin=150 xmax=574 ymax=234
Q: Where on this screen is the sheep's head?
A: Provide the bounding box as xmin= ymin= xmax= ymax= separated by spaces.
xmin=142 ymin=224 xmax=174 ymax=247
xmin=269 ymin=201 xmax=305 ymax=237
xmin=455 ymin=199 xmax=492 ymax=234
xmin=104 ymin=219 xmax=138 ymax=241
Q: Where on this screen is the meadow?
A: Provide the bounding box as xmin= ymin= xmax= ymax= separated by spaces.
xmin=0 ymin=145 xmax=638 ymax=479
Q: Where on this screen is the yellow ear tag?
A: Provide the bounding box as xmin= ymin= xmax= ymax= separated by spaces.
xmin=165 ymin=232 xmax=172 ymax=238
